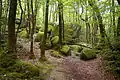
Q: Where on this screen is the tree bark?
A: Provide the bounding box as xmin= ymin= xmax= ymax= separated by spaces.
xmin=112 ymin=0 xmax=116 ymax=37
xmin=58 ymin=1 xmax=62 ymax=48
xmin=40 ymin=0 xmax=49 ymax=61
xmin=30 ymin=0 xmax=35 ymax=59
xmin=8 ymin=0 xmax=17 ymax=54
xmin=0 ymin=0 xmax=2 ymax=34
xmin=116 ymin=0 xmax=120 ymax=38
xmin=88 ymin=0 xmax=105 ymax=43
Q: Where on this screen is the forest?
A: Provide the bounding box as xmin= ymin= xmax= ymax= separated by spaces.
xmin=0 ymin=0 xmax=120 ymax=80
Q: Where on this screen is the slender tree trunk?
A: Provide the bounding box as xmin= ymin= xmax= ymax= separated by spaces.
xmin=8 ymin=0 xmax=17 ymax=54
xmin=116 ymin=0 xmax=120 ymax=39
xmin=0 ymin=0 xmax=2 ymax=34
xmin=40 ymin=0 xmax=49 ymax=61
xmin=61 ymin=3 xmax=64 ymax=40
xmin=27 ymin=0 xmax=30 ymax=35
xmin=85 ymin=10 xmax=90 ymax=43
xmin=88 ymin=0 xmax=105 ymax=43
xmin=112 ymin=0 xmax=116 ymax=37
xmin=30 ymin=0 xmax=35 ymax=59
xmin=16 ymin=0 xmax=23 ymax=44
xmin=58 ymin=1 xmax=62 ymax=48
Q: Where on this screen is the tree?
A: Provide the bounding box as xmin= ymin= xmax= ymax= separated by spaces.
xmin=116 ymin=0 xmax=120 ymax=39
xmin=88 ymin=0 xmax=106 ymax=43
xmin=58 ymin=1 xmax=63 ymax=48
xmin=40 ymin=0 xmax=49 ymax=61
xmin=29 ymin=0 xmax=35 ymax=59
xmin=8 ymin=0 xmax=17 ymax=53
xmin=0 ymin=0 xmax=2 ymax=33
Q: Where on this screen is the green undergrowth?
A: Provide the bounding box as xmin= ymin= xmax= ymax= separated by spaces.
xmin=0 ymin=52 xmax=54 ymax=80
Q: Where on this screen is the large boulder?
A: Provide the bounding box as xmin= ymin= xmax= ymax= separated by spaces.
xmin=51 ymin=36 xmax=59 ymax=45
xmin=60 ymin=45 xmax=70 ymax=56
xmin=18 ymin=29 xmax=28 ymax=38
xmin=80 ymin=49 xmax=97 ymax=60
xmin=70 ymin=45 xmax=83 ymax=53
xmin=34 ymin=31 xmax=44 ymax=42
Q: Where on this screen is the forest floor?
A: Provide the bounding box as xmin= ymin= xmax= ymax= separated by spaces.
xmin=17 ymin=38 xmax=118 ymax=80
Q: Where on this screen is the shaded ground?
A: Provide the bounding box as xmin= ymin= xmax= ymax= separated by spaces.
xmin=17 ymin=38 xmax=118 ymax=80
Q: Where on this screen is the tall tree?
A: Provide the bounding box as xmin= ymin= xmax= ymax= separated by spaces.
xmin=30 ymin=0 xmax=35 ymax=59
xmin=116 ymin=0 xmax=120 ymax=38
xmin=112 ymin=0 xmax=116 ymax=37
xmin=40 ymin=0 xmax=49 ymax=61
xmin=88 ymin=0 xmax=106 ymax=43
xmin=8 ymin=0 xmax=17 ymax=53
xmin=58 ymin=1 xmax=63 ymax=48
xmin=0 ymin=0 xmax=2 ymax=33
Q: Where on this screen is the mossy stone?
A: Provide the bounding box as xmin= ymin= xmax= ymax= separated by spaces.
xmin=70 ymin=45 xmax=83 ymax=53
xmin=60 ymin=45 xmax=70 ymax=56
xmin=50 ymin=50 xmax=62 ymax=58
xmin=35 ymin=31 xmax=44 ymax=42
xmin=80 ymin=49 xmax=96 ymax=60
xmin=18 ymin=29 xmax=28 ymax=38
xmin=51 ymin=36 xmax=59 ymax=45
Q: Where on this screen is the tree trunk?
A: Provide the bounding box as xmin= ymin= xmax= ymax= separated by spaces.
xmin=112 ymin=0 xmax=116 ymax=37
xmin=61 ymin=3 xmax=64 ymax=40
xmin=8 ymin=0 xmax=17 ymax=54
xmin=88 ymin=0 xmax=105 ymax=43
xmin=116 ymin=0 xmax=120 ymax=39
xmin=58 ymin=1 xmax=62 ymax=48
xmin=0 ymin=0 xmax=2 ymax=34
xmin=30 ymin=0 xmax=35 ymax=59
xmin=40 ymin=0 xmax=49 ymax=61
xmin=27 ymin=0 xmax=30 ymax=35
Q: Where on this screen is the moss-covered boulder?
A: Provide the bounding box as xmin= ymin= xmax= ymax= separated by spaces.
xmin=50 ymin=50 xmax=62 ymax=58
xmin=18 ymin=29 xmax=29 ymax=38
xmin=45 ymin=40 xmax=52 ymax=49
xmin=51 ymin=36 xmax=59 ymax=45
xmin=34 ymin=31 xmax=44 ymax=42
xmin=70 ymin=45 xmax=83 ymax=53
xmin=80 ymin=49 xmax=97 ymax=60
xmin=60 ymin=45 xmax=70 ymax=56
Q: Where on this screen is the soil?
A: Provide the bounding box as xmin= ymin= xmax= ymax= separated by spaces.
xmin=17 ymin=38 xmax=119 ymax=80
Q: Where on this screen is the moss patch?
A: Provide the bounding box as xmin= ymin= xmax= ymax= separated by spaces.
xmin=18 ymin=29 xmax=28 ymax=38
xmin=50 ymin=50 xmax=62 ymax=58
xmin=60 ymin=45 xmax=70 ymax=56
xmin=51 ymin=36 xmax=59 ymax=45
xmin=35 ymin=31 xmax=44 ymax=42
xmin=80 ymin=49 xmax=97 ymax=60
xmin=70 ymin=45 xmax=83 ymax=53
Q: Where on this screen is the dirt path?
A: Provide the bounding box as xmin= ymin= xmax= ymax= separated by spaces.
xmin=17 ymin=38 xmax=118 ymax=80
xmin=48 ymin=56 xmax=118 ymax=80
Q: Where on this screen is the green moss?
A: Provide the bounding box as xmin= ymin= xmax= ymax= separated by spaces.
xmin=60 ymin=45 xmax=70 ymax=56
xmin=50 ymin=50 xmax=62 ymax=58
xmin=70 ymin=45 xmax=83 ymax=53
xmin=18 ymin=29 xmax=28 ymax=38
xmin=48 ymin=25 xmax=54 ymax=32
xmin=45 ymin=40 xmax=52 ymax=49
xmin=80 ymin=49 xmax=97 ymax=60
xmin=51 ymin=36 xmax=59 ymax=45
xmin=35 ymin=31 xmax=44 ymax=42
xmin=0 ymin=52 xmax=16 ymax=68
